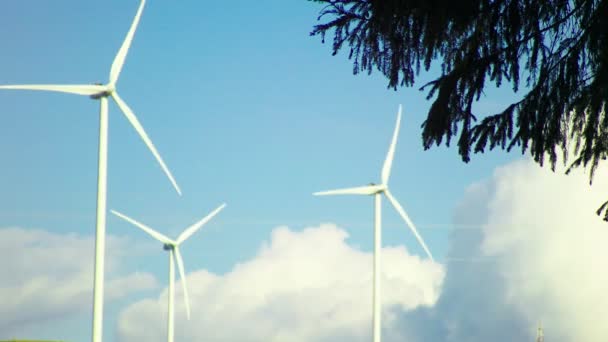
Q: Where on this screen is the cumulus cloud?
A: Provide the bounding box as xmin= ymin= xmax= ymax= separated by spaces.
xmin=0 ymin=227 xmax=157 ymax=337
xmin=117 ymin=224 xmax=444 ymax=342
xmin=400 ymin=158 xmax=608 ymax=342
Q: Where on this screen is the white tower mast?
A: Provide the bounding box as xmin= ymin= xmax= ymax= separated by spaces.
xmin=536 ymin=321 xmax=544 ymax=342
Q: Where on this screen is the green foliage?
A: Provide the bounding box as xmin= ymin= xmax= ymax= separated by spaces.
xmin=310 ymin=0 xmax=608 ymax=219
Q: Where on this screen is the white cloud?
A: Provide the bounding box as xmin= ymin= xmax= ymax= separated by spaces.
xmin=0 ymin=227 xmax=157 ymax=337
xmin=480 ymin=159 xmax=608 ymax=341
xmin=117 ymin=224 xmax=445 ymax=342
xmin=400 ymin=158 xmax=608 ymax=342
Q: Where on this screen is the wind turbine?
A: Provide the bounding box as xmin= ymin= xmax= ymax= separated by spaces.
xmin=111 ymin=203 xmax=226 ymax=342
xmin=313 ymin=105 xmax=433 ymax=342
xmin=0 ymin=1 xmax=180 ymax=342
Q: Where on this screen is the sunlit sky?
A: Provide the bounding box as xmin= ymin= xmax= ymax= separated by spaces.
xmin=7 ymin=1 xmax=602 ymax=342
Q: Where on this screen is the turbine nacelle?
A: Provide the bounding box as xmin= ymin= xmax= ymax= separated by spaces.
xmin=89 ymin=83 xmax=116 ymax=100
xmin=369 ymin=182 xmax=386 ymax=194
xmin=163 ymin=243 xmax=175 ymax=251
xmin=90 ymin=90 xmax=112 ymax=99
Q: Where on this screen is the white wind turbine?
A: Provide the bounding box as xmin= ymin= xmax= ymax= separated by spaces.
xmin=111 ymin=203 xmax=226 ymax=342
xmin=0 ymin=1 xmax=180 ymax=342
xmin=314 ymin=105 xmax=434 ymax=342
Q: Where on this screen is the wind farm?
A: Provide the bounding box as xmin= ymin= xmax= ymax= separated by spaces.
xmin=2 ymin=1 xmax=599 ymax=342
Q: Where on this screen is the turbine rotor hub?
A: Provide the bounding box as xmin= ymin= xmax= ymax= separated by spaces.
xmin=89 ymin=83 xmax=113 ymax=100
xmin=369 ymin=182 xmax=386 ymax=194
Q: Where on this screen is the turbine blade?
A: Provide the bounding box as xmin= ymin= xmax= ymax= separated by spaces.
xmin=384 ymin=189 xmax=434 ymax=261
xmin=109 ymin=0 xmax=146 ymax=84
xmin=313 ymin=185 xmax=384 ymax=196
xmin=174 ymin=247 xmax=191 ymax=320
xmin=381 ymin=105 xmax=402 ymax=185
xmin=111 ymin=92 xmax=182 ymax=195
xmin=0 ymin=84 xmax=105 ymax=96
xmin=110 ymin=210 xmax=174 ymax=244
xmin=177 ymin=203 xmax=226 ymax=245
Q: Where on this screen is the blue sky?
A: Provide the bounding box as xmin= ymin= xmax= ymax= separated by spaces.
xmin=7 ymin=1 xmax=606 ymax=342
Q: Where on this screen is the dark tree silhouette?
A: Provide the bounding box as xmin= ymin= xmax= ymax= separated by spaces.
xmin=309 ymin=0 xmax=608 ymax=219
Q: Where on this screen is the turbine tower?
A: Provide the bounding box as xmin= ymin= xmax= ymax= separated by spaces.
xmin=0 ymin=1 xmax=180 ymax=342
xmin=111 ymin=203 xmax=226 ymax=342
xmin=314 ymin=105 xmax=433 ymax=342
xmin=536 ymin=321 xmax=544 ymax=342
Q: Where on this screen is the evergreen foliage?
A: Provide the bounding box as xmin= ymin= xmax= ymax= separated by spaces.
xmin=310 ymin=0 xmax=608 ymax=218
